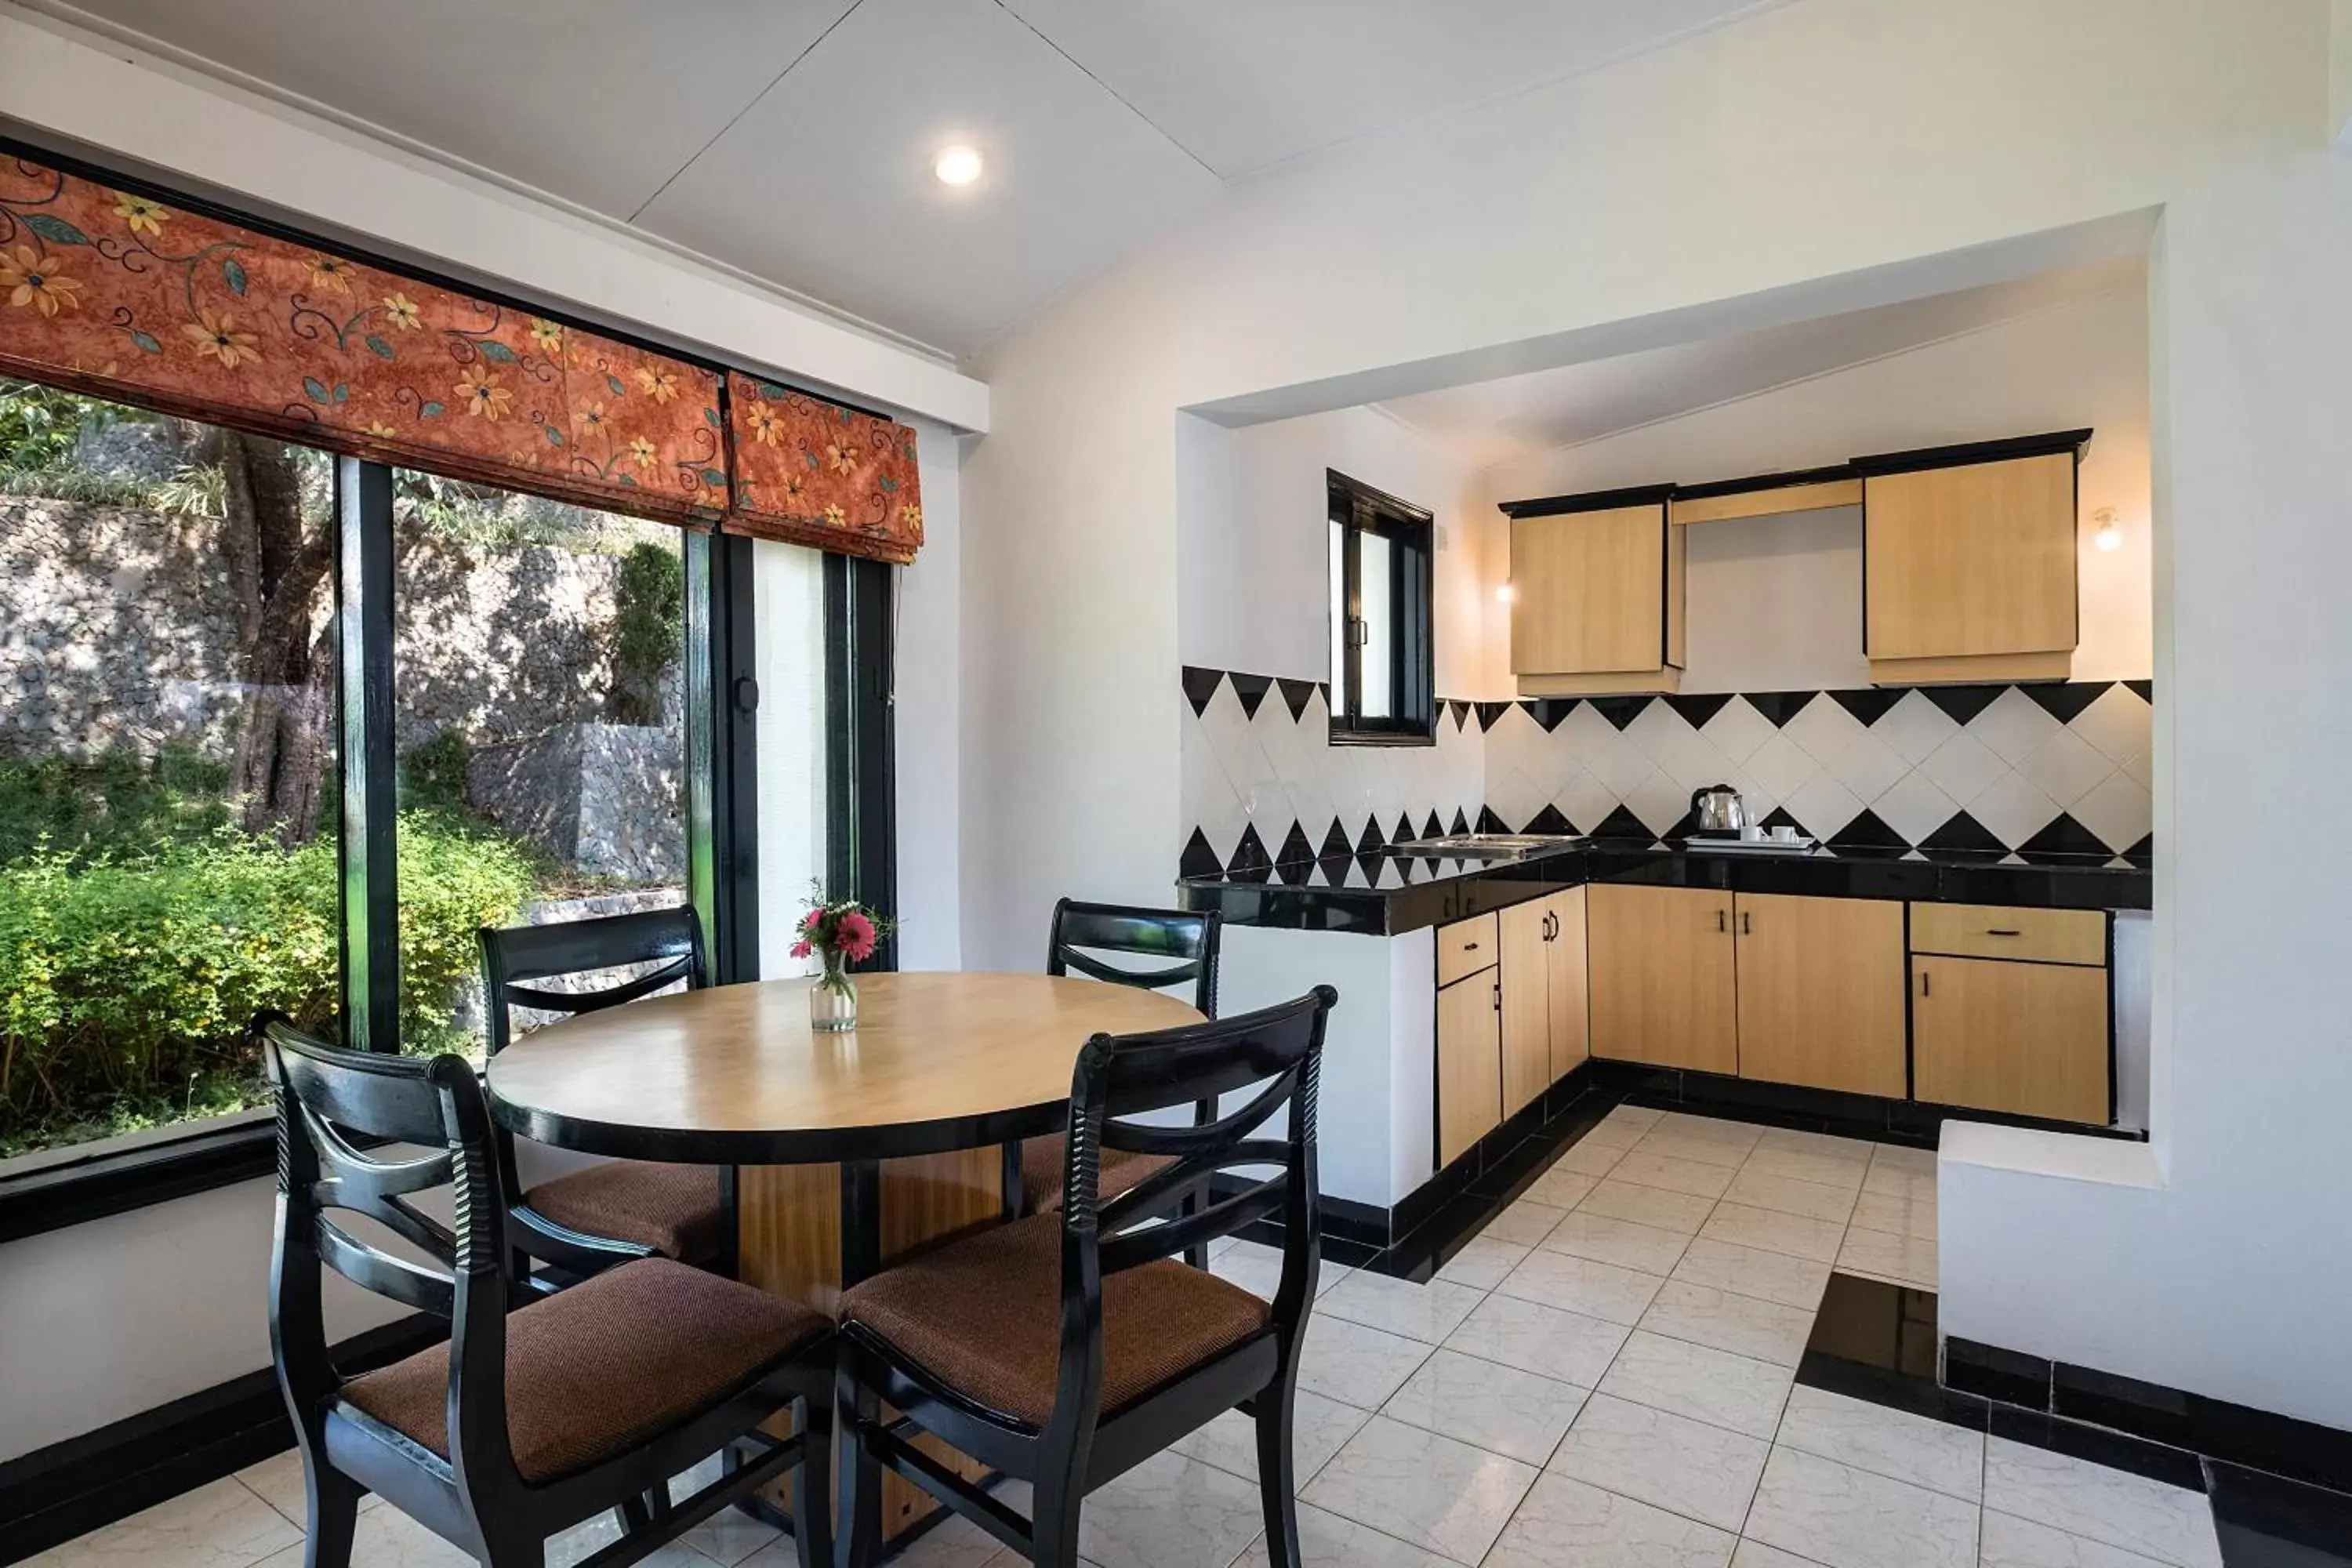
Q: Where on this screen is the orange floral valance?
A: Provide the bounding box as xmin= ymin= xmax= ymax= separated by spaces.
xmin=0 ymin=154 xmax=726 ymax=522
xmin=727 ymin=376 xmax=923 ymax=564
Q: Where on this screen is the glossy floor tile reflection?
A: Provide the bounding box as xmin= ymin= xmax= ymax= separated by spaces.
xmin=32 ymin=1109 xmax=2263 ymax=1568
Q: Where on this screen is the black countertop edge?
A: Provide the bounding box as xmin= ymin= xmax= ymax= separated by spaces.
xmin=1178 ymin=840 xmax=2151 ymax=936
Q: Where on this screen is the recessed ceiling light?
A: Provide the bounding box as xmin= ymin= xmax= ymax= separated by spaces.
xmin=934 ymin=146 xmax=984 ymax=187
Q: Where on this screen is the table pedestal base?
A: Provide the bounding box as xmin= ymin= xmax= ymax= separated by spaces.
xmin=737 ymin=1147 xmax=1006 ymax=1548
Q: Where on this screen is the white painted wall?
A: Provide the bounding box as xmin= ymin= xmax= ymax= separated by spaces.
xmin=1179 ymin=405 xmax=1486 ymax=692
xmin=1943 ymin=149 xmax=2352 ymax=1428
xmin=893 ymin=419 xmax=965 ymax=972
xmin=0 ymin=20 xmax=975 ymax=1463
xmin=1474 ymin=285 xmax=2155 ymax=693
xmin=960 ymin=0 xmax=2350 ymax=1425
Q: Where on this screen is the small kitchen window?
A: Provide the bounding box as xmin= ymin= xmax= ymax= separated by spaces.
xmin=1327 ymin=469 xmax=1435 ymax=746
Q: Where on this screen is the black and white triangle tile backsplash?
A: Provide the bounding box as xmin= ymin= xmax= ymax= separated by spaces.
xmin=1181 ymin=666 xmax=2154 ymax=877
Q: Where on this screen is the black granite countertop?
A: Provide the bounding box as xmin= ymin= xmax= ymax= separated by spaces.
xmin=1178 ymin=837 xmax=2151 ymax=935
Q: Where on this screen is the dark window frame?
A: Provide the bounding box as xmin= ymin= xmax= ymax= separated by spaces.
xmin=1327 ymin=469 xmax=1436 ymax=747
xmin=0 ymin=471 xmax=887 ymax=1245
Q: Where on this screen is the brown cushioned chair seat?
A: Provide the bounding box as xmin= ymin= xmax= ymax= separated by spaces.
xmin=341 ymin=1258 xmax=826 ymax=1483
xmin=522 ymin=1160 xmax=725 ymax=1264
xmin=839 ymin=1213 xmax=1269 ymax=1428
xmin=1019 ymin=1134 xmax=1171 ymax=1214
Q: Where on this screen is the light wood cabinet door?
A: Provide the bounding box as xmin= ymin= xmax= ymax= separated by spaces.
xmin=1864 ymin=453 xmax=2078 ymax=662
xmin=1733 ymin=894 xmax=1907 ymax=1097
xmin=1499 ymin=901 xmax=1552 ymax=1118
xmin=1544 ymin=887 xmax=1590 ymax=1079
xmin=1511 ymin=504 xmax=1668 ymax=677
xmin=1436 ymin=975 xmax=1504 ymax=1166
xmin=1912 ymin=956 xmax=2110 ymax=1124
xmin=1587 ymin=884 xmax=1737 ymax=1074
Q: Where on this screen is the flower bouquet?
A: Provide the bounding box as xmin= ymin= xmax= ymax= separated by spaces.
xmin=793 ymin=888 xmax=895 ymax=1032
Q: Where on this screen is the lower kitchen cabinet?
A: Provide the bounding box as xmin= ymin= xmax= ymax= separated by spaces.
xmin=1733 ymin=893 xmax=1907 ymax=1097
xmin=1588 ymin=884 xmax=1737 ymax=1074
xmin=1545 ymin=886 xmax=1591 ymax=1079
xmin=1499 ymin=901 xmax=1553 ymax=1118
xmin=1912 ymin=954 xmax=2110 ymax=1124
xmin=1436 ymin=965 xmax=1503 ymax=1166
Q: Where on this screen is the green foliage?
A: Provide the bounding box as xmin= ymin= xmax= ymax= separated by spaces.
xmin=151 ymin=463 xmax=227 ymax=520
xmin=608 ymin=540 xmax=682 ymax=724
xmin=0 ymin=813 xmax=537 ymax=1156
xmin=0 ymin=748 xmax=234 ymax=866
xmin=0 ymin=465 xmax=157 ymax=509
xmin=398 ymin=731 xmax=474 ymax=816
xmin=0 ymin=379 xmax=103 ymax=469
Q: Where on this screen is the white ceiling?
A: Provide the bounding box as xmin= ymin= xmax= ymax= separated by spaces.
xmin=28 ymin=0 xmax=1780 ymax=357
xmin=1374 ymin=258 xmax=2147 ymax=470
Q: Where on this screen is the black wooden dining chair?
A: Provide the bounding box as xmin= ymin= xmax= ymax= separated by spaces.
xmin=260 ymin=1015 xmax=834 ymax=1568
xmin=480 ymin=907 xmax=728 ymax=1272
xmin=1009 ymin=900 xmax=1224 ymax=1232
xmin=836 ymin=985 xmax=1334 ymax=1568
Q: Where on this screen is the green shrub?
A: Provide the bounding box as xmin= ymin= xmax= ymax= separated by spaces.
xmin=0 ymin=747 xmax=235 ymax=866
xmin=0 ymin=812 xmax=538 ymax=1156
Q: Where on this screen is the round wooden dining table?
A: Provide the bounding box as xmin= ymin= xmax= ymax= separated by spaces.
xmin=483 ymin=971 xmax=1203 ymax=1553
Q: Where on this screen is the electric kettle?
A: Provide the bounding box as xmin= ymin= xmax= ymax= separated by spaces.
xmin=1690 ymin=784 xmax=1747 ymax=836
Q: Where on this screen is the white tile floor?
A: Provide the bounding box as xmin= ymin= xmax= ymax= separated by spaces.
xmin=30 ymin=1108 xmax=2225 ymax=1568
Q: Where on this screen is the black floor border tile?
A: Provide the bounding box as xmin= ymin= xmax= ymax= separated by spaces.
xmin=2053 ymin=1363 xmax=2352 ymax=1499
xmin=1986 ymin=1403 xmax=2209 ymax=1493
xmin=2208 ymin=1460 xmax=2352 ymax=1566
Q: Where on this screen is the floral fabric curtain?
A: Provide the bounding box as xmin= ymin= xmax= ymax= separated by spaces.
xmin=1 ymin=150 xmax=922 ymax=557
xmin=727 ymin=376 xmax=923 ymax=563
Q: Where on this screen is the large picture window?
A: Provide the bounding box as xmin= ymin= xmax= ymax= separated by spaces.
xmin=0 ymin=379 xmax=339 ymax=1160
xmin=390 ymin=472 xmax=690 ymax=1061
xmin=0 ymin=399 xmax=880 ymax=1232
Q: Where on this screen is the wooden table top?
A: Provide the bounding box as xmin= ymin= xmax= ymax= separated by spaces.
xmin=485 ymin=971 xmax=1203 ymax=1163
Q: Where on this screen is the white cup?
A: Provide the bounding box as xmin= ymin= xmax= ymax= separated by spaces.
xmin=1770 ymin=824 xmax=1800 ymax=844
xmin=1739 ymin=823 xmax=1764 ymax=842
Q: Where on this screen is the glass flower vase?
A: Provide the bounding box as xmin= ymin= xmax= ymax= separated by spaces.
xmin=810 ymin=957 xmax=858 ymax=1032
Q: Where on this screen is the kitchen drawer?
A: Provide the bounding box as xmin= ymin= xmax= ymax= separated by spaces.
xmin=1437 ymin=913 xmax=1499 ymax=987
xmin=1910 ymin=903 xmax=2104 ymax=967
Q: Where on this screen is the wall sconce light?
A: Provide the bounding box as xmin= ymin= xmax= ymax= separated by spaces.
xmin=2092 ymin=507 xmax=2124 ymax=552
xmin=1495 ymin=583 xmax=1518 ymax=604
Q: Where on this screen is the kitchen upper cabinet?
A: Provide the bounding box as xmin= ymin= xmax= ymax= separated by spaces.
xmin=1544 ymin=886 xmax=1591 ymax=1080
xmin=1861 ymin=437 xmax=2086 ymax=685
xmin=1733 ymin=894 xmax=1906 ymax=1098
xmin=1506 ymin=493 xmax=1684 ymax=697
xmin=1912 ymin=954 xmax=2110 ymax=1124
xmin=1436 ymin=964 xmax=1503 ymax=1167
xmin=1588 ymin=884 xmax=1736 ymax=1074
xmin=1499 ymin=901 xmax=1552 ymax=1119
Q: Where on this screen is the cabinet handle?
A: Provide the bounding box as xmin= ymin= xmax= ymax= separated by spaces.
xmin=1920 ymin=972 xmax=1932 ymax=998
xmin=1741 ymin=910 xmax=1752 ymax=935
xmin=1493 ymin=982 xmax=1501 ymax=1012
xmin=1985 ymin=928 xmax=2021 ymax=937
xmin=1715 ymin=910 xmax=1726 ymax=933
xmin=1463 ymin=941 xmax=1479 ymax=952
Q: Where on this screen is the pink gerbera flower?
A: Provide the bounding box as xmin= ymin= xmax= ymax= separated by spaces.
xmin=789 ymin=940 xmax=813 ymax=960
xmin=836 ymin=911 xmax=877 ymax=963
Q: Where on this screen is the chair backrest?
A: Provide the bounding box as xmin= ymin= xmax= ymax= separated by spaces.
xmin=263 ymin=1014 xmax=519 ymax=1492
xmin=1045 ymin=898 xmax=1221 ymax=1018
xmin=478 ymin=905 xmax=707 ymax=1056
xmin=1044 ymin=985 xmax=1335 ymax=1436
